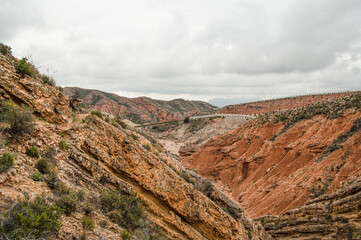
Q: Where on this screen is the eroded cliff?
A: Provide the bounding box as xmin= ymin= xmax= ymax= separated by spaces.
xmin=184 ymin=93 xmax=361 ymax=219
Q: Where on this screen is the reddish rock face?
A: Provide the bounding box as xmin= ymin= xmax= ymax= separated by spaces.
xmin=183 ymin=109 xmax=361 ymax=218
xmin=218 ymin=92 xmax=356 ymax=115
xmin=63 ymin=87 xmax=217 ymax=124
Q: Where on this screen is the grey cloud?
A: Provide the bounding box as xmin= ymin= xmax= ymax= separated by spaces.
xmin=0 ymin=0 xmax=43 ymax=41
xmin=1 ymin=0 xmax=360 ymax=101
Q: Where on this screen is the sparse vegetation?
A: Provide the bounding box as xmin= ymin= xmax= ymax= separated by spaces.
xmin=121 ymin=229 xmax=133 ymax=240
xmin=59 ymin=139 xmax=68 ymax=150
xmin=100 ymin=189 xmax=166 ymax=238
xmin=0 ymin=43 xmax=12 ymax=56
xmin=0 ymin=101 xmax=35 ymax=138
xmin=30 ymin=172 xmax=44 ymax=181
xmin=36 ymin=158 xmax=54 ymax=175
xmin=56 ymin=193 xmax=78 ymax=215
xmin=317 ymin=117 xmax=361 ymax=162
xmin=41 ymin=74 xmax=56 ymax=86
xmin=260 ymin=92 xmax=361 ymax=140
xmin=81 ymin=215 xmax=95 ymax=240
xmin=45 ymin=170 xmax=59 ymax=189
xmin=15 ymin=57 xmax=33 ymax=76
xmin=91 ymin=110 xmax=103 ymax=119
xmin=0 ymin=152 xmax=15 ymax=173
xmin=100 ymin=190 xmax=144 ymax=231
xmin=0 ymin=195 xmax=62 ymax=239
xmin=26 ymin=145 xmax=39 ymax=158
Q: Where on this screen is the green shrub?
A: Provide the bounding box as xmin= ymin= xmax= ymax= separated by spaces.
xmin=26 ymin=146 xmax=39 ymax=158
xmin=36 ymin=158 xmax=53 ymax=174
xmin=56 ymin=194 xmax=78 ymax=215
xmin=0 ymin=43 xmax=12 ymax=56
xmin=45 ymin=170 xmax=59 ymax=189
xmin=81 ymin=216 xmax=94 ymax=231
xmin=91 ymin=110 xmax=102 ymax=119
xmin=100 ymin=190 xmax=144 ymax=231
xmin=41 ymin=74 xmax=56 ymax=86
xmin=15 ymin=57 xmax=33 ymax=76
xmin=133 ymin=220 xmax=167 ymax=240
xmin=121 ymin=229 xmax=133 ymax=240
xmin=0 ymin=152 xmax=14 ymax=173
xmin=30 ymin=172 xmax=44 ymax=181
xmin=0 ymin=101 xmax=35 ymax=137
xmin=42 ymin=147 xmax=58 ymax=166
xmin=0 ymin=195 xmax=62 ymax=239
xmin=59 ymin=140 xmax=68 ymax=150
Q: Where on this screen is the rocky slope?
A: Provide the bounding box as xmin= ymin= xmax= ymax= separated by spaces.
xmin=256 ymin=177 xmax=361 ymax=239
xmin=64 ymin=87 xmax=217 ymax=124
xmin=183 ymin=93 xmax=361 ymax=220
xmin=218 ymin=92 xmax=356 ymax=115
xmin=0 ymin=48 xmax=271 ymax=239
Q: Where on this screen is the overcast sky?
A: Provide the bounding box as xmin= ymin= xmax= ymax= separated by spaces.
xmin=1 ymin=0 xmax=361 ymax=102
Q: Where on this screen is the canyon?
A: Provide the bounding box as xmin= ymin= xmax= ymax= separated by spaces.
xmin=1 ymin=45 xmax=361 ymax=239
xmin=145 ymin=92 xmax=361 ymax=239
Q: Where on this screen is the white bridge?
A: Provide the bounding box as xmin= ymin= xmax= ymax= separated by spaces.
xmin=190 ymin=114 xmax=256 ymax=120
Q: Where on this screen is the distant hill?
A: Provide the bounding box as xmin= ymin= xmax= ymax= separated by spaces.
xmin=63 ymin=87 xmax=217 ymax=124
xmin=218 ymin=92 xmax=359 ymax=115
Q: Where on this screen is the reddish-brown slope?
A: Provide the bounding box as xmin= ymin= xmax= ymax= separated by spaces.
xmin=184 ymin=105 xmax=361 ymax=218
xmin=64 ymin=87 xmax=217 ymax=124
xmin=218 ymin=92 xmax=357 ymax=115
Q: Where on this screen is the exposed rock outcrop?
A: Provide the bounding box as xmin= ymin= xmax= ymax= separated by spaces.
xmin=0 ymin=55 xmax=72 ymax=124
xmin=256 ymin=177 xmax=361 ymax=239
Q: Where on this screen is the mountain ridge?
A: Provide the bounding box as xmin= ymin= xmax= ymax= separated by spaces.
xmin=64 ymin=87 xmax=217 ymax=124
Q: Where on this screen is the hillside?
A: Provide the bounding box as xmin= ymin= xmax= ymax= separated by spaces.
xmin=183 ymin=92 xmax=361 ymax=219
xmin=218 ymin=92 xmax=357 ymax=115
xmin=0 ymin=46 xmax=271 ymax=239
xmin=63 ymin=87 xmax=217 ymax=124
